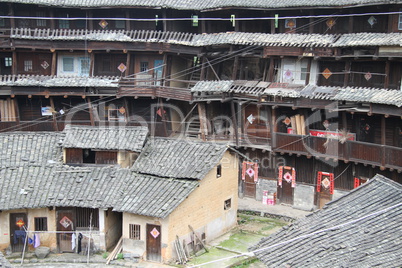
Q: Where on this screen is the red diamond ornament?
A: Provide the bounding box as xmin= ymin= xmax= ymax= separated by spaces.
xmin=150 ymin=228 xmax=160 ymax=239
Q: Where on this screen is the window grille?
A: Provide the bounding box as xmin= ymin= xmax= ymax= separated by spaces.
xmin=129 ymin=224 xmax=141 ymax=240
xmin=76 ymin=208 xmax=99 ymax=229
xmin=34 ymin=217 xmax=48 ymax=231
xmin=24 ymin=60 xmax=33 ymax=72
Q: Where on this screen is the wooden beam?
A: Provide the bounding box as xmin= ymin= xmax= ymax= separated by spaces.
xmin=125 ymin=51 xmax=131 ymax=77
xmin=188 ymin=225 xmax=208 ymax=253
xmin=197 ymin=102 xmax=208 ymax=141
xmin=267 ymin=57 xmax=275 ymax=82
xmin=384 ymin=60 xmax=390 ymax=88
xmin=8 ymin=4 xmax=15 ymax=29
xmin=232 ymin=56 xmax=239 ymax=81
xmin=49 ymin=97 xmax=58 ymax=131
xmin=305 ymin=58 xmax=312 ymax=85
xmin=125 ymin=10 xmax=131 ymax=31
xmin=231 ymin=101 xmax=239 ymax=146
xmin=343 ymin=61 xmax=351 ymax=87
xmin=12 ymin=51 xmax=17 ymax=75
xmin=87 ymin=97 xmax=95 ymax=126
xmin=51 ymin=51 xmax=57 ymax=76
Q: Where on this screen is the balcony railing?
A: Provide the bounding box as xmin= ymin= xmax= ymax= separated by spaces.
xmin=274 ymin=132 xmax=402 ymax=170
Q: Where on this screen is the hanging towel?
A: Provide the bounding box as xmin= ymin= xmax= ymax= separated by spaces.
xmin=71 ymin=233 xmax=76 ymax=251
xmin=34 ymin=233 xmax=40 ymax=248
xmin=77 ymin=233 xmax=83 ymax=254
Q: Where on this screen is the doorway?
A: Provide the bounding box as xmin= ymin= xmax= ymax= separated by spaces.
xmin=146 ymin=224 xmax=161 ymax=262
xmin=10 ymin=213 xmax=28 ymax=252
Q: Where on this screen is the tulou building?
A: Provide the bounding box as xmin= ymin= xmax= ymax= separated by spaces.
xmin=0 ymin=0 xmax=401 ymax=263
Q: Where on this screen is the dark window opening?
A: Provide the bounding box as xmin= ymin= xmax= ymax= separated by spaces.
xmin=76 ymin=207 xmax=99 ymax=229
xmin=34 ymin=217 xmax=48 ymax=231
xmin=129 ymin=224 xmax=141 ymax=240
xmin=140 ymin=62 xmax=149 ymax=73
xmin=216 ymin=164 xmax=222 ymax=178
xmin=224 ymin=198 xmax=231 ymax=210
xmin=83 ymin=149 xmax=96 ymax=163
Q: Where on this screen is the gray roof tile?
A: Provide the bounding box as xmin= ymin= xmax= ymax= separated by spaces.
xmin=132 ymin=137 xmax=228 ymax=179
xmin=62 ymin=125 xmax=149 ymax=152
xmin=251 ymin=174 xmax=402 ymax=267
xmin=192 ymin=81 xmax=402 ymax=107
xmin=0 ymin=75 xmax=119 ymax=88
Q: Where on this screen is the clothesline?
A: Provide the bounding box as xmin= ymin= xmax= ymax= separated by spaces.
xmin=22 ymin=230 xmax=100 ymax=234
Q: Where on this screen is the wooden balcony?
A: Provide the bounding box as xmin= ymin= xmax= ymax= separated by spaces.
xmin=274 ymin=133 xmax=402 ymax=170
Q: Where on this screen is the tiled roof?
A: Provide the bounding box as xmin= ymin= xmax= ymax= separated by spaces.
xmin=0 ymin=75 xmax=119 ymax=88
xmin=115 ymin=173 xmax=199 ymax=218
xmin=251 ymin=174 xmax=402 ymax=267
xmin=332 ymin=32 xmax=402 ymax=47
xmin=0 ymin=132 xmax=62 ymax=168
xmin=10 ymin=28 xmax=402 ymax=48
xmin=333 ymin=87 xmax=402 ymax=107
xmin=192 ymin=81 xmax=402 ymax=107
xmin=0 ymin=131 xmax=201 ymax=218
xmin=132 ymin=137 xmax=228 ymax=180
xmin=62 ymin=125 xmax=149 ymax=152
xmin=0 ymin=0 xmax=399 ymax=10
xmin=0 ymin=164 xmax=198 ymax=218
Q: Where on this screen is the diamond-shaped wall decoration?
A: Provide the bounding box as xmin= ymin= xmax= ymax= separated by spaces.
xmin=99 ymin=19 xmax=108 ymax=28
xmin=41 ymin=61 xmax=49 ymax=69
xmin=364 ymin=72 xmax=372 ymax=81
xmin=246 ymin=168 xmax=255 ymax=178
xmin=322 ymin=178 xmax=330 ymax=189
xmin=368 ymin=16 xmax=377 ymax=27
xmin=118 ymin=63 xmax=127 ymax=73
xmin=322 ymin=68 xmax=332 ymax=79
xmin=326 ymin=18 xmax=336 ymax=29
xmin=284 ymin=69 xmax=293 ymax=80
xmin=150 ymin=228 xmax=160 ymax=239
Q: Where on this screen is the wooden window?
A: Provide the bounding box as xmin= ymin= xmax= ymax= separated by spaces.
xmin=34 ymin=217 xmax=48 ymax=231
xmin=115 ymin=20 xmax=125 ymax=29
xmin=4 ymin=57 xmax=12 ymax=67
xmin=399 ymin=10 xmax=402 ymax=30
xmin=224 ymin=198 xmax=231 ymax=210
xmin=140 ymin=62 xmax=149 ymax=72
xmin=108 ymin=108 xmax=125 ymax=121
xmin=59 ymin=19 xmax=69 ymax=29
xmin=24 ymin=60 xmax=32 ymax=72
xmin=63 ymin=57 xmax=74 ymax=72
xmin=216 ymin=164 xmax=222 ymax=178
xmin=129 ymin=224 xmax=141 ymax=240
xmin=76 ymin=208 xmax=99 ymax=229
xmin=0 ymin=11 xmax=4 ymax=27
xmin=36 ymin=11 xmax=47 ymax=27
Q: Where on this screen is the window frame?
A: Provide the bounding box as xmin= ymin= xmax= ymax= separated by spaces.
xmin=224 ymin=198 xmax=232 ymax=210
xmin=4 ymin=57 xmax=12 ymax=67
xmin=399 ymin=9 xmax=402 ymax=30
xmin=24 ymin=60 xmax=33 ymax=72
xmin=62 ymin=57 xmax=75 ymax=72
xmin=129 ymin=224 xmax=141 ymax=240
xmin=34 ymin=217 xmax=48 ymax=231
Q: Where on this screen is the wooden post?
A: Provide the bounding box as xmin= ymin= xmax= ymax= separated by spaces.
xmin=309 ymin=11 xmax=314 ymax=34
xmin=197 ymin=102 xmax=208 ymax=141
xmin=384 ymin=60 xmax=390 ymax=89
xmin=49 ymin=10 xmax=55 ymax=30
xmin=343 ymin=61 xmax=351 ymax=87
xmin=51 ymin=51 xmax=57 ymax=76
xmin=125 ymin=51 xmax=131 ymax=77
xmin=348 ymin=13 xmax=354 ymax=33
xmin=12 ymin=51 xmax=17 ymax=75
xmin=305 ymin=58 xmax=312 ymax=85
xmin=232 ymin=55 xmax=239 ymax=81
xmin=270 ymin=12 xmax=276 ymax=34
xmin=271 ymin=107 xmax=277 ymax=149
xmin=125 ymin=10 xmax=131 ymax=31
xmin=88 ymin=11 xmax=94 ymax=31
xmin=267 ymin=57 xmax=275 ymax=82
xmin=201 ymin=13 xmax=206 ymax=33
xmin=89 ymin=52 xmax=95 ymax=76
xmin=231 ymin=101 xmax=239 ymax=146
xmin=49 ymin=97 xmax=58 ymax=131
xmin=8 ymin=4 xmax=15 ymax=29
xmin=87 ymin=97 xmax=95 ymax=126
xmin=200 ymin=56 xmax=206 ymax=80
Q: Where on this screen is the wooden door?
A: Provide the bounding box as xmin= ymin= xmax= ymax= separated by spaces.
xmin=10 ymin=213 xmax=27 ymax=252
xmin=146 ymin=224 xmax=161 ymax=262
xmin=57 ymin=209 xmax=74 ymax=253
xmin=244 ymin=172 xmax=256 ymax=198
xmin=277 ymin=167 xmax=294 ymax=205
xmin=316 ymin=172 xmax=333 ymax=209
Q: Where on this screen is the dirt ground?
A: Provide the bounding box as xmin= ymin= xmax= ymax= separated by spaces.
xmin=185 ymin=213 xmax=288 ymax=268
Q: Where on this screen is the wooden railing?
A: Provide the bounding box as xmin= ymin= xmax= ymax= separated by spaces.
xmin=274 ymin=132 xmax=402 ymax=170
